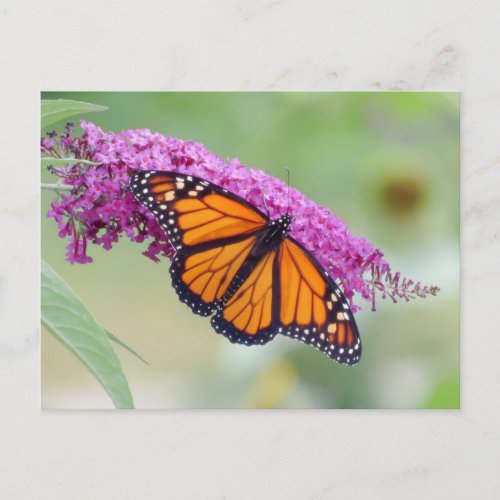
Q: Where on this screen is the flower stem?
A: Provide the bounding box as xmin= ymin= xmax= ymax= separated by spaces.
xmin=41 ymin=183 xmax=73 ymax=191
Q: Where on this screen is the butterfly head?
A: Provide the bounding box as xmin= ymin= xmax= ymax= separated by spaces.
xmin=280 ymin=214 xmax=292 ymax=228
xmin=269 ymin=214 xmax=293 ymax=239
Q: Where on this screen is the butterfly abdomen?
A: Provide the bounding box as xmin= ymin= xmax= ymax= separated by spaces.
xmin=222 ymin=254 xmax=263 ymax=304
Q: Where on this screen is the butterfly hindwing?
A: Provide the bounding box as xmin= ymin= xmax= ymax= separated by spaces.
xmin=276 ymin=238 xmax=361 ymax=365
xmin=211 ymin=248 xmax=279 ymax=346
xmin=170 ymin=234 xmax=258 ymax=316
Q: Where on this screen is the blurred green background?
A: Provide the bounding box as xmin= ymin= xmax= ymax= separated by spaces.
xmin=41 ymin=92 xmax=459 ymax=409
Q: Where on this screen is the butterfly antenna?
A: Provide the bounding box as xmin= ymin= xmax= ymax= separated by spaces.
xmin=285 ymin=166 xmax=290 ymax=215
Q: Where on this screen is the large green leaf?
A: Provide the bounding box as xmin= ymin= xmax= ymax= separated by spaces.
xmin=41 ymin=99 xmax=107 ymax=129
xmin=41 ymin=260 xmax=134 ymax=409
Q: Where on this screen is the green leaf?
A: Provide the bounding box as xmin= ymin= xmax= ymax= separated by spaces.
xmin=41 ymin=260 xmax=134 ymax=409
xmin=41 ymin=156 xmax=99 ymax=169
xmin=106 ymin=330 xmax=149 ymax=365
xmin=41 ymin=99 xmax=107 ymax=129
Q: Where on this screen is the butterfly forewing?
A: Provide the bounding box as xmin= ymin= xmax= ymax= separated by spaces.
xmin=130 ymin=171 xmax=267 ymax=252
xmin=276 ymin=238 xmax=361 ymax=365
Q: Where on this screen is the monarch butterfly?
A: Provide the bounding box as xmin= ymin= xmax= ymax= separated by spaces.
xmin=130 ymin=170 xmax=361 ymax=365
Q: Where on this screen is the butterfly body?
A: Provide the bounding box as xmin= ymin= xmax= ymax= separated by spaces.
xmin=131 ymin=170 xmax=362 ymax=365
xmin=242 ymin=215 xmax=292 ymax=264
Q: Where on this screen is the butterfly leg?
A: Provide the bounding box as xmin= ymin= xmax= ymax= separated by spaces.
xmin=261 ymin=189 xmax=270 ymax=218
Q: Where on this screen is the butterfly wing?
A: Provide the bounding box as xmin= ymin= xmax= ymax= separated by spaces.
xmin=170 ymin=234 xmax=259 ymax=316
xmin=276 ymin=238 xmax=361 ymax=365
xmin=211 ymin=248 xmax=278 ymax=346
xmin=130 ymin=171 xmax=268 ymax=315
xmin=211 ymin=236 xmax=361 ymax=364
xmin=130 ymin=171 xmax=267 ymax=251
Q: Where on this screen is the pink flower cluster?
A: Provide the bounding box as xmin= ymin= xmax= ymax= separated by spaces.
xmin=42 ymin=121 xmax=439 ymax=311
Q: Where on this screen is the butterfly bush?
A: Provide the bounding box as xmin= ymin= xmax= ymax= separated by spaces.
xmin=42 ymin=121 xmax=439 ymax=311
